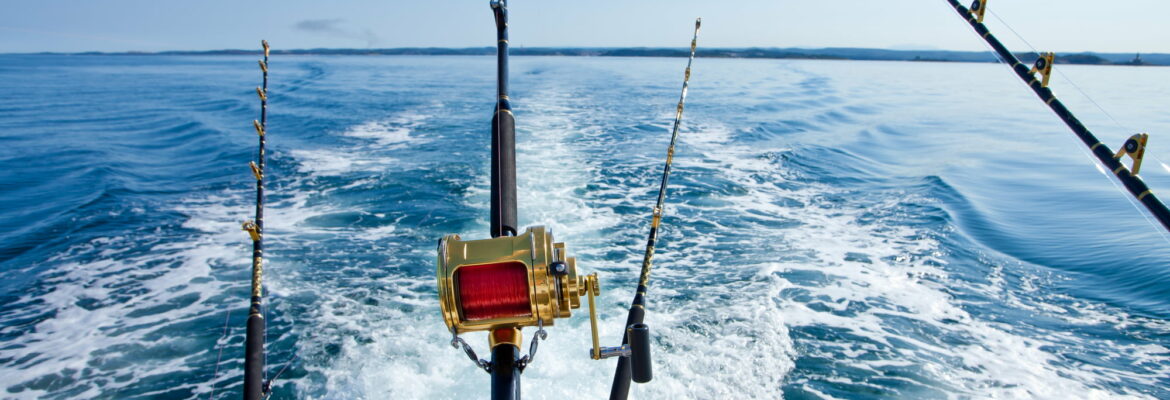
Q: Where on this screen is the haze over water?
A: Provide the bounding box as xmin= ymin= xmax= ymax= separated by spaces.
xmin=1 ymin=54 xmax=1169 ymax=398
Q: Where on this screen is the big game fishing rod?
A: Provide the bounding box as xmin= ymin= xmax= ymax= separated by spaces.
xmin=241 ymin=40 xmax=270 ymax=400
xmin=434 ymin=2 xmax=700 ymax=399
xmin=488 ymin=0 xmax=521 ymax=396
xmin=610 ymin=18 xmax=701 ymax=400
xmin=944 ymin=0 xmax=1170 ymax=232
xmin=239 ymin=40 xmax=294 ymax=400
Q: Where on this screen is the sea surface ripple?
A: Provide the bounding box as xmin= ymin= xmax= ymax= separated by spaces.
xmin=1 ymin=54 xmax=1169 ymax=399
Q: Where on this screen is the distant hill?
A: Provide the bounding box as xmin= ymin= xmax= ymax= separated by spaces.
xmin=18 ymin=47 xmax=1170 ymax=66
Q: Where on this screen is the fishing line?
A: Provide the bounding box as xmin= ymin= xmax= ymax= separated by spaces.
xmin=943 ymin=0 xmax=1170 ymax=234
xmin=984 ymin=7 xmax=1170 ymax=241
xmin=208 ymin=307 xmax=233 ymax=400
xmin=1067 ymin=129 xmax=1170 ymax=247
xmin=988 ymin=9 xmax=1135 ymax=134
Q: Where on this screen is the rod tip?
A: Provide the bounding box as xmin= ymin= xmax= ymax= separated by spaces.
xmin=695 ymin=18 xmax=701 ymax=28
xmin=261 ymin=40 xmax=270 ymax=57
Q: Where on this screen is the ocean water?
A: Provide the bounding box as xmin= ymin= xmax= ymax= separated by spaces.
xmin=1 ymin=54 xmax=1169 ymax=399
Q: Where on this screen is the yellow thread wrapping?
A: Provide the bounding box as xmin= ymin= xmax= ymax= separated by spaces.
xmin=252 ymin=257 xmax=263 ymax=297
xmin=262 ymin=40 xmax=269 ymax=57
xmin=256 ymin=87 xmax=266 ymax=101
xmin=1138 ymin=190 xmax=1152 ymax=200
xmin=253 ymin=120 xmax=264 ymax=137
xmin=258 ymin=60 xmax=267 ymax=73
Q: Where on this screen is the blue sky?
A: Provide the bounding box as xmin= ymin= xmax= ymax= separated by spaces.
xmin=1 ymin=1 xmax=1166 ymax=53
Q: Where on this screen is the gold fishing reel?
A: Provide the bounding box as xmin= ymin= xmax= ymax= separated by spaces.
xmin=437 ymin=226 xmax=649 ymax=380
xmin=437 ymin=226 xmax=598 ymax=335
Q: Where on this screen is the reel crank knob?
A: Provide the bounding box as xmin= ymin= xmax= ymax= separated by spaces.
xmin=628 ymin=323 xmax=652 ymax=383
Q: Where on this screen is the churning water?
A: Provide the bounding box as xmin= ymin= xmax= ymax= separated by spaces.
xmin=1 ymin=54 xmax=1169 ymax=399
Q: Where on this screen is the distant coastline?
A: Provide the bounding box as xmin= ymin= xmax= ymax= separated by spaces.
xmin=10 ymin=47 xmax=1168 ymax=66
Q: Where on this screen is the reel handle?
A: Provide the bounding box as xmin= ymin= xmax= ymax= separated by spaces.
xmin=628 ymin=323 xmax=652 ymax=383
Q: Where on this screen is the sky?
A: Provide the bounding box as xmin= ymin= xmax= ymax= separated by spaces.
xmin=1 ymin=0 xmax=1168 ymax=54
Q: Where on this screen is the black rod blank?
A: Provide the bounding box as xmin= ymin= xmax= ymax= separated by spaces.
xmin=944 ymin=0 xmax=1170 ymax=232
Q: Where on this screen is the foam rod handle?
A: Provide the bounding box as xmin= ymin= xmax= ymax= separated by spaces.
xmin=629 ymin=323 xmax=652 ymax=383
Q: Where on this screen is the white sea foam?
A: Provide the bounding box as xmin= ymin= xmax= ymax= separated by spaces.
xmin=290 ymin=111 xmax=433 ymax=176
xmin=342 ymin=113 xmax=431 ymax=149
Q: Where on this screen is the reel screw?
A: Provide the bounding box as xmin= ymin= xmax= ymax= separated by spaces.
xmin=551 ymin=261 xmax=568 ymax=276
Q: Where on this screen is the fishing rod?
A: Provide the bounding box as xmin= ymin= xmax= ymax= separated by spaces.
xmin=435 ymin=3 xmax=698 ymax=399
xmin=241 ymin=40 xmax=270 ymax=400
xmin=609 ymin=18 xmax=701 ymax=400
xmin=944 ymin=0 xmax=1170 ymax=232
xmin=491 ymin=0 xmax=517 ymax=239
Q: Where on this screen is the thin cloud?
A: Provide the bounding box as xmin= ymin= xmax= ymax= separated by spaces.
xmin=293 ymin=19 xmax=382 ymax=47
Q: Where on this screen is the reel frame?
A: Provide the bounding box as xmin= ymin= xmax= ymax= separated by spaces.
xmin=437 ymin=226 xmax=593 ymax=335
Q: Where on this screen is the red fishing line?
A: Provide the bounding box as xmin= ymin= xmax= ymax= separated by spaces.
xmin=458 ymin=262 xmax=531 ymax=321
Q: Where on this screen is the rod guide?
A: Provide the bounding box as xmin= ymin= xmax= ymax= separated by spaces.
xmin=1115 ymin=133 xmax=1149 ymax=175
xmin=1029 ymin=52 xmax=1055 ymax=88
xmin=969 ymin=0 xmax=988 ymax=23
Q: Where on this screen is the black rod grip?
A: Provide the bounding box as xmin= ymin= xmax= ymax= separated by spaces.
xmin=628 ymin=323 xmax=652 ymax=383
xmin=490 ymin=344 xmax=521 ymax=400
xmin=490 ymin=103 xmax=517 ymax=237
xmin=243 ymin=311 xmax=265 ymax=400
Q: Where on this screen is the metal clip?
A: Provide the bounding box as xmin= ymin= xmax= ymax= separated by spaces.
xmin=516 ymin=320 xmax=548 ymax=370
xmin=253 ymin=120 xmax=265 ymax=137
xmin=1028 ymin=52 xmax=1055 ymax=88
xmin=969 ymin=0 xmax=988 ymax=23
xmin=256 ymin=87 xmax=267 ymax=102
xmin=1114 ymin=133 xmax=1148 ymax=175
xmin=451 ymin=332 xmax=492 ymax=373
xmin=242 ymin=220 xmax=261 ymax=241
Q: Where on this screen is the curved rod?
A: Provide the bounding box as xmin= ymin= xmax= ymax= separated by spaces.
xmin=610 ymin=18 xmax=701 ymax=400
xmin=944 ymin=0 xmax=1170 ymax=232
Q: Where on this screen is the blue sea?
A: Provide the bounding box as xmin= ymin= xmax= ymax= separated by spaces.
xmin=1 ymin=54 xmax=1169 ymax=399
